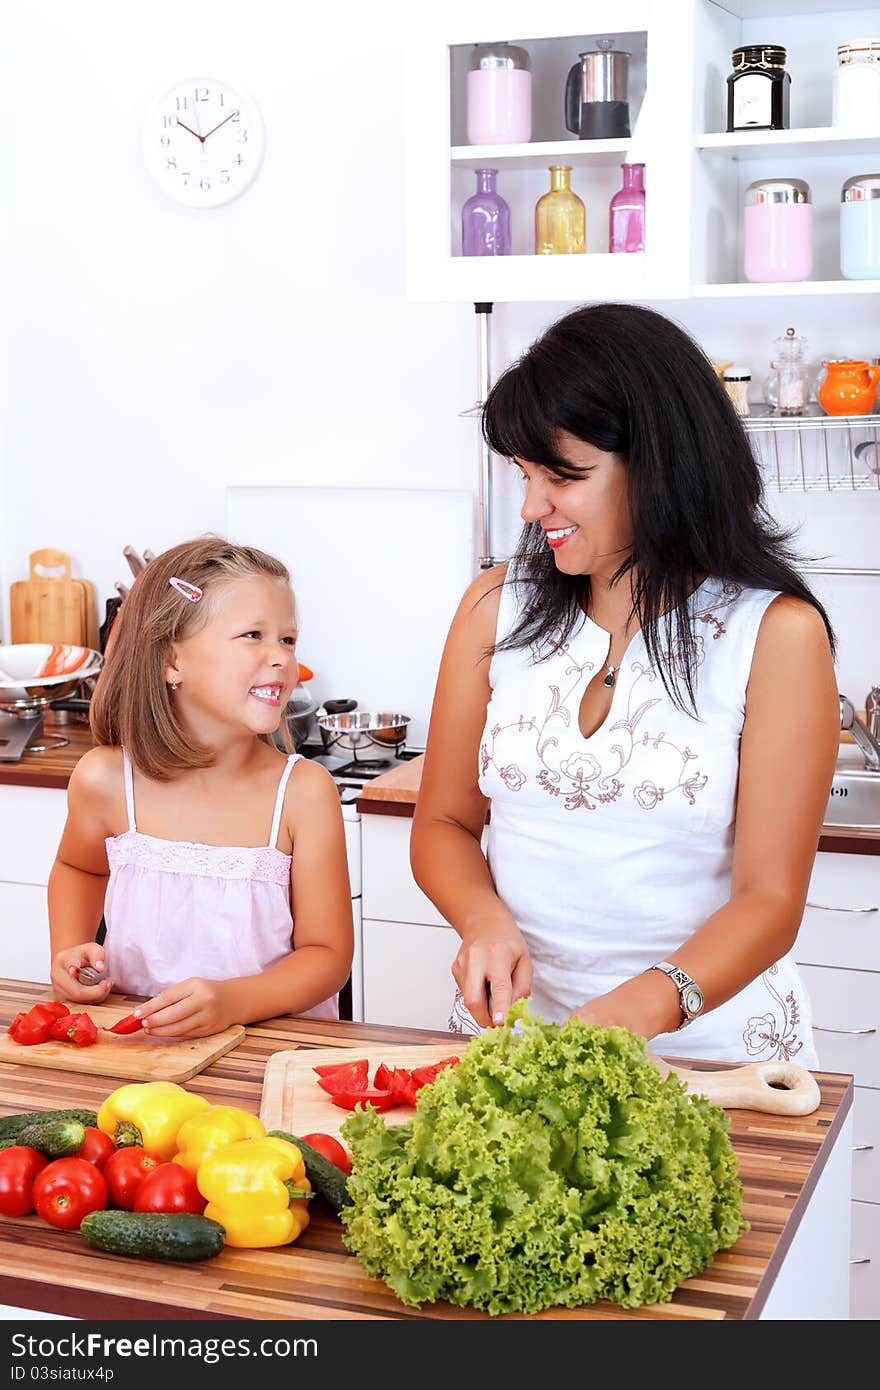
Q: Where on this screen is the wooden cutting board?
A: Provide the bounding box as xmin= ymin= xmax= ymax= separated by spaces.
xmin=0 ymin=1001 xmax=245 ymax=1082
xmin=259 ymin=1043 xmax=821 ymax=1141
xmin=9 ymin=550 xmax=91 ymax=647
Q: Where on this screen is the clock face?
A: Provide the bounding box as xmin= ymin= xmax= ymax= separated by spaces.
xmin=143 ymin=78 xmax=265 ymax=208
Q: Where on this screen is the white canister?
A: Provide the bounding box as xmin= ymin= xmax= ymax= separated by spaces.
xmin=840 ymin=173 xmax=880 ymax=280
xmin=832 ymin=38 xmax=880 ymax=127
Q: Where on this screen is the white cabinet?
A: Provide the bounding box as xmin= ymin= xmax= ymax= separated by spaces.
xmin=406 ymin=0 xmax=880 ymax=303
xmin=360 ymin=811 xmax=464 ymax=1031
xmin=0 ymin=785 xmax=66 ymax=984
xmin=796 ymin=849 xmax=880 ymax=1319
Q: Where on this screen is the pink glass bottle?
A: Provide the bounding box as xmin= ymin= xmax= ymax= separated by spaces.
xmin=609 ymin=163 xmax=645 ymax=253
xmin=461 ymin=168 xmax=511 ymax=256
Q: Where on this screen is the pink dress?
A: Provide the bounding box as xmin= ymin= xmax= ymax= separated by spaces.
xmin=102 ymin=750 xmax=338 ymax=1020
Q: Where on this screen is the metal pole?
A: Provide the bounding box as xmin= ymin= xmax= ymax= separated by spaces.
xmin=475 ymin=302 xmax=496 ymax=569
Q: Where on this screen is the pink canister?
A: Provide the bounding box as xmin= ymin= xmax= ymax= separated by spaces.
xmin=467 ymin=43 xmax=532 ymax=145
xmin=743 ymin=177 xmax=812 ymax=282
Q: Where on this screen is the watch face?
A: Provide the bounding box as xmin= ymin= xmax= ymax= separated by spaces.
xmin=143 ymin=78 xmax=265 ymax=208
xmin=682 ymin=985 xmax=704 ymax=1016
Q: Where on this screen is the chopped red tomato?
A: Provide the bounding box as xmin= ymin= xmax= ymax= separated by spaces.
xmin=9 ymin=1008 xmax=54 ymax=1045
xmin=49 ymin=1012 xmax=98 ymax=1047
xmin=409 ymin=1056 xmax=461 ymax=1089
xmin=37 ymin=1002 xmax=70 ymax=1021
xmin=106 ymin=1013 xmax=144 ymax=1035
xmin=314 ymin=1059 xmax=371 ymax=1096
xmin=374 ymin=1064 xmax=419 ymax=1106
xmin=329 ymin=1087 xmax=395 ymax=1112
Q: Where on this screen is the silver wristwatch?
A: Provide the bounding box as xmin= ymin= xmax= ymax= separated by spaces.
xmin=650 ymin=961 xmax=705 ymax=1030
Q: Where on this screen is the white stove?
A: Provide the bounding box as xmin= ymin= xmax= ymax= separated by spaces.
xmin=297 ymin=741 xmax=424 ymax=1022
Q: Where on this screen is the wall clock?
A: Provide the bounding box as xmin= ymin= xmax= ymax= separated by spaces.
xmin=143 ymin=78 xmax=265 ymax=208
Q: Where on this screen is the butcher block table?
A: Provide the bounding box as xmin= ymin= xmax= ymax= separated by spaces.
xmin=0 ymin=980 xmax=853 ymax=1322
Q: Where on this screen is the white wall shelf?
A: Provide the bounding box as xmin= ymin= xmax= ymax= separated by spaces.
xmin=451 ymin=139 xmax=632 ymax=172
xmin=696 ymin=128 xmax=880 ymax=159
xmin=692 ymin=279 xmax=880 ymax=297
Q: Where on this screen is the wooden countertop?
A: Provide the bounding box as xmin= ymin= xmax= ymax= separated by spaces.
xmin=0 ymin=979 xmax=853 ymax=1322
xmin=0 ymin=717 xmax=93 ymax=789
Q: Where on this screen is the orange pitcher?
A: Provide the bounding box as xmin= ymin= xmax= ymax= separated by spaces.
xmin=818 ymin=360 xmax=880 ymax=416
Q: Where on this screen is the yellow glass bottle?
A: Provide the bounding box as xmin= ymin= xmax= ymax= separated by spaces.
xmin=535 ymin=164 xmax=585 ymax=254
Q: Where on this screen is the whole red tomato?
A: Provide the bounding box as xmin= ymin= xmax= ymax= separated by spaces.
xmin=300 ymin=1132 xmax=351 ymax=1175
xmin=33 ymin=1158 xmax=107 ymax=1230
xmin=102 ymin=1146 xmax=162 ymax=1209
xmin=74 ymin=1127 xmax=116 ymax=1170
xmin=0 ymin=1146 xmax=48 ymax=1217
xmin=133 ymin=1163 xmax=206 ymax=1215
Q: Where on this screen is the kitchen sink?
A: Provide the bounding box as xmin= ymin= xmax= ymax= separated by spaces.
xmin=824 ymin=747 xmax=880 ymax=828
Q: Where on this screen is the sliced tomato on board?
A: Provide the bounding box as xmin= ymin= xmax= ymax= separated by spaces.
xmin=329 ymin=1088 xmax=395 ymax=1112
xmin=106 ymin=1013 xmax=144 ymax=1035
xmin=49 ymin=1012 xmax=98 ymax=1047
xmin=409 ymin=1056 xmax=461 ymax=1089
xmin=374 ymin=1064 xmax=419 ymax=1107
xmin=314 ymin=1059 xmax=370 ymax=1096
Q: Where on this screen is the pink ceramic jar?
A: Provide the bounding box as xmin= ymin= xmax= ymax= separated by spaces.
xmin=467 ymin=43 xmax=532 ymax=145
xmin=743 ymin=178 xmax=812 ymax=282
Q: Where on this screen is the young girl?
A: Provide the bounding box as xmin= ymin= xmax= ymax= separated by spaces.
xmin=48 ymin=537 xmax=353 ymax=1038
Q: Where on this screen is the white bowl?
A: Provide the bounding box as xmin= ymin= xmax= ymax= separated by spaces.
xmin=0 ymin=644 xmax=102 ymax=702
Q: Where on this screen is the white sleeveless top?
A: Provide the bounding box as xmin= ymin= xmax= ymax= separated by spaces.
xmin=452 ymin=572 xmax=817 ymax=1067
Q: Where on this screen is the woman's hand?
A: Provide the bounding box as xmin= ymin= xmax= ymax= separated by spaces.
xmin=134 ymin=978 xmax=234 ymax=1039
xmin=453 ymin=919 xmax=533 ymax=1028
xmin=51 ymin=942 xmax=114 ymax=1004
xmin=568 ymin=974 xmax=681 ymax=1040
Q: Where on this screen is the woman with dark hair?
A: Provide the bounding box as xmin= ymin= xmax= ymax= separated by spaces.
xmin=410 ymin=303 xmax=839 ymax=1065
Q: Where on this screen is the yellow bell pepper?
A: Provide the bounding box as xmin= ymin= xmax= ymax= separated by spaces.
xmin=173 ymin=1105 xmax=266 ymax=1173
xmin=97 ymin=1081 xmax=210 ymax=1161
xmin=196 ymin=1136 xmax=312 ymax=1248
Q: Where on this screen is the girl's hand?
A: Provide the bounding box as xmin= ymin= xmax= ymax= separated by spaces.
xmin=453 ymin=920 xmax=533 ymax=1029
xmin=51 ymin=943 xmax=114 ymax=1004
xmin=135 ymin=978 xmax=233 ymax=1039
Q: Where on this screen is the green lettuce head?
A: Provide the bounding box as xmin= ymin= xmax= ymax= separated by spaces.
xmin=341 ymin=1001 xmax=746 ymax=1314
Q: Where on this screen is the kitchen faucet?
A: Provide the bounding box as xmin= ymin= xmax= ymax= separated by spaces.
xmin=840 ymin=694 xmax=880 ymax=772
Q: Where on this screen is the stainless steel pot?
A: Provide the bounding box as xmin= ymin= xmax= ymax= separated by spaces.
xmin=317 ymin=710 xmax=410 ymax=753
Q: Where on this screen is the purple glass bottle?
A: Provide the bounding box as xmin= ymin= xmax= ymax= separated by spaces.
xmin=462 ymin=168 xmax=511 ymax=256
xmin=609 ymin=162 xmax=645 ymax=253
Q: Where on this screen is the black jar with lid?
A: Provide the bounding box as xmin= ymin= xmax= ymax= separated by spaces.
xmin=727 ymin=44 xmax=790 ymax=131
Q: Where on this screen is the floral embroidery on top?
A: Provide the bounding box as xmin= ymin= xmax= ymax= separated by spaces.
xmin=742 ymin=964 xmax=803 ymax=1060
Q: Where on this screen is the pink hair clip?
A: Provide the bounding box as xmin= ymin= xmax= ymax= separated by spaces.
xmin=169 ymin=577 xmax=203 ymax=603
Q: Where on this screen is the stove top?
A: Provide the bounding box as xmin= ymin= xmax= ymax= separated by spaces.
xmin=297 ymin=740 xmax=424 ymax=805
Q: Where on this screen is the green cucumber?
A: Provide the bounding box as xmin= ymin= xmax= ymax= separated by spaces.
xmin=79 ymin=1212 xmax=226 ymax=1262
xmin=0 ymin=1108 xmax=97 ymax=1143
xmin=15 ymin=1119 xmax=87 ymax=1158
xmin=268 ymin=1130 xmax=350 ymax=1217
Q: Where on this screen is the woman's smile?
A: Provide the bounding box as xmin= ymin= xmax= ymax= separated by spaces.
xmin=544 ymin=524 xmax=579 ymax=549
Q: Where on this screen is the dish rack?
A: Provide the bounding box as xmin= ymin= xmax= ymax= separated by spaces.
xmin=744 ymin=406 xmax=880 ymax=494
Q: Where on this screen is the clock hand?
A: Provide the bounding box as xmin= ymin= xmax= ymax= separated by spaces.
xmin=201 ymin=111 xmax=237 ymax=141
xmin=175 ymin=118 xmax=205 ymax=144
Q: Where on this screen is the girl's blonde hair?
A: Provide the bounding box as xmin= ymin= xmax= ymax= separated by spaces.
xmin=90 ymin=535 xmax=295 ymax=780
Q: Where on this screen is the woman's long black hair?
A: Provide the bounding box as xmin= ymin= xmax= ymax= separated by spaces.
xmin=482 ymin=302 xmax=835 ymax=714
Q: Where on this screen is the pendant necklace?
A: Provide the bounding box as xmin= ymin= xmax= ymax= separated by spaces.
xmin=603 ymin=664 xmax=616 ymax=688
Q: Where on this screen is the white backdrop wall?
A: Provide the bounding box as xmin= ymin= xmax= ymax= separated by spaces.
xmin=2 ymin=0 xmax=879 ymax=730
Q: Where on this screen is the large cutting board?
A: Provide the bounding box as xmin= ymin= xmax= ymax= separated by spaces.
xmin=0 ymin=1001 xmax=244 ymax=1082
xmin=260 ymin=1043 xmax=821 ymax=1142
xmin=9 ymin=550 xmax=91 ymax=646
